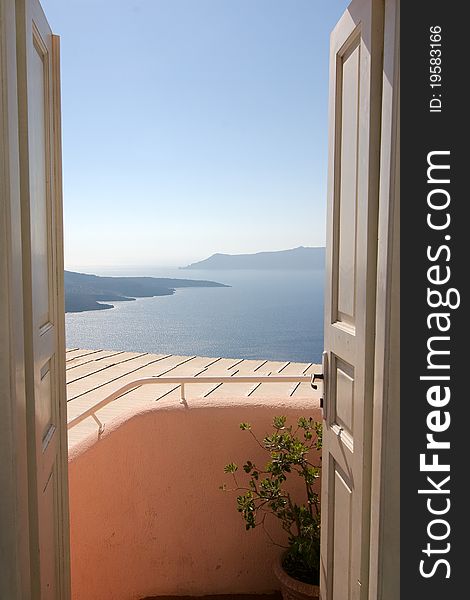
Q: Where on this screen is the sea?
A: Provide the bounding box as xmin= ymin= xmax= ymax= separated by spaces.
xmin=65 ymin=267 xmax=325 ymax=364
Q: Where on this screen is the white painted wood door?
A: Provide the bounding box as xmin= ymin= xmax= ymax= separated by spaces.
xmin=16 ymin=0 xmax=70 ymax=597
xmin=321 ymin=1 xmax=384 ymax=598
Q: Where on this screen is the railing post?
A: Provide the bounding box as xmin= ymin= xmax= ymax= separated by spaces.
xmin=180 ymin=382 xmax=187 ymax=406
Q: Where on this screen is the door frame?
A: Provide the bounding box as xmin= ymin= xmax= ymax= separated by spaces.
xmin=0 ymin=0 xmax=32 ymax=596
xmin=368 ymin=0 xmax=400 ymax=598
xmin=50 ymin=31 xmax=71 ymax=600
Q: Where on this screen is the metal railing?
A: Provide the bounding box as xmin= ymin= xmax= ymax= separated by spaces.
xmin=67 ymin=374 xmax=318 ymax=434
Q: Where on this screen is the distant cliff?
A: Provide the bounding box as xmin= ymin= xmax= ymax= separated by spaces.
xmin=181 ymin=246 xmax=325 ymax=270
xmin=64 ymin=270 xmax=229 ymax=313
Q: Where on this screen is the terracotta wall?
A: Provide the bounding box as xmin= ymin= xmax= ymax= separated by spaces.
xmin=68 ymin=396 xmax=322 ymax=600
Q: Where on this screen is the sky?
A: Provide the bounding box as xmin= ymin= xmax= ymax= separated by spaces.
xmin=41 ymin=0 xmax=349 ymax=269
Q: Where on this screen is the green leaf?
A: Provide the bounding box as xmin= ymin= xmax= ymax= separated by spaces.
xmin=224 ymin=414 xmax=322 ymax=565
xmin=224 ymin=462 xmax=238 ymax=473
xmin=273 ymin=416 xmax=287 ymax=430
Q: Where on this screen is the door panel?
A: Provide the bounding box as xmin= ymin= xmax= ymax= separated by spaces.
xmin=39 ymin=468 xmax=58 ymax=597
xmin=332 ymin=468 xmax=353 ymax=599
xmin=336 ymin=39 xmax=360 ymax=325
xmin=30 ymin=25 xmax=53 ymax=331
xmin=333 ymin=358 xmax=354 ymax=441
xmin=16 ymin=0 xmax=70 ymax=597
xmin=321 ymin=1 xmax=384 ymax=598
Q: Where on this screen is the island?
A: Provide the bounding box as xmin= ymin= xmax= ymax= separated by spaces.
xmin=181 ymin=246 xmax=325 ymax=270
xmin=64 ymin=270 xmax=229 ymax=313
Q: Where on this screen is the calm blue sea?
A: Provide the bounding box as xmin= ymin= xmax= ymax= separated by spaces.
xmin=65 ymin=268 xmax=324 ymax=363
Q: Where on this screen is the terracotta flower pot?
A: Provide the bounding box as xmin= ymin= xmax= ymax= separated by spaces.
xmin=273 ymin=554 xmax=320 ymax=600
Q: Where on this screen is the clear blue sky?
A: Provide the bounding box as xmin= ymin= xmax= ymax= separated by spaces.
xmin=41 ymin=0 xmax=348 ymax=269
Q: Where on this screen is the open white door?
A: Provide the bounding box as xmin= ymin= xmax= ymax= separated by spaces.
xmin=15 ymin=0 xmax=70 ymax=597
xmin=321 ymin=0 xmax=384 ymax=598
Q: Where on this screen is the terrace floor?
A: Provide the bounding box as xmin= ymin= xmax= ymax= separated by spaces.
xmin=66 ymin=347 xmax=319 ymax=450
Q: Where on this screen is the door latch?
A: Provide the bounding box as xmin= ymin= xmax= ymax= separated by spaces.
xmin=311 ymin=373 xmax=324 ymax=390
xmin=311 ymin=372 xmax=324 ymax=408
xmin=310 ymin=351 xmax=328 ymax=414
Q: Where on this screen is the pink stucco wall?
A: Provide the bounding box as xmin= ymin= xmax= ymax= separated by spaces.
xmin=68 ymin=396 xmax=322 ymax=600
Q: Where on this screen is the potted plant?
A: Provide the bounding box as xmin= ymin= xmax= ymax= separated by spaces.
xmin=221 ymin=416 xmax=322 ymax=600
